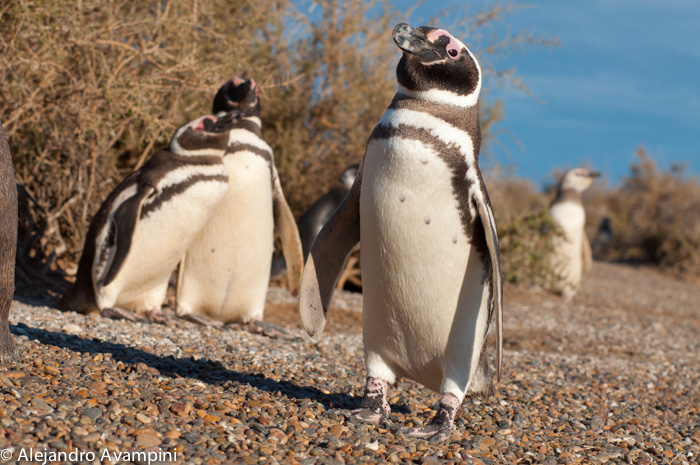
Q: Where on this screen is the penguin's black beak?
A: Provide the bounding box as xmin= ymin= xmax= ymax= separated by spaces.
xmin=209 ymin=110 xmax=241 ymax=133
xmin=393 ymin=23 xmax=441 ymax=63
xmin=588 ymin=171 xmax=601 ymax=178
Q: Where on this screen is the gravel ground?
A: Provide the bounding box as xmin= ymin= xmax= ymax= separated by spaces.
xmin=0 ymin=261 xmax=698 ymax=464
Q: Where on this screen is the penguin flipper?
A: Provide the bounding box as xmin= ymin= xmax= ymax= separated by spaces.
xmin=99 ymin=186 xmax=155 ymax=287
xmin=271 ymin=166 xmax=304 ymax=296
xmin=581 ymin=233 xmax=593 ymax=274
xmin=299 ymin=162 xmax=363 ymax=337
xmin=475 ymin=192 xmax=503 ymax=382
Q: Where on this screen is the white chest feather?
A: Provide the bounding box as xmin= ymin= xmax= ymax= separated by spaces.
xmin=549 ymin=201 xmax=585 ymax=288
xmin=95 ymin=166 xmax=229 ymax=312
xmin=360 ymin=131 xmax=488 ymax=390
xmin=177 ymin=152 xmax=274 ymax=322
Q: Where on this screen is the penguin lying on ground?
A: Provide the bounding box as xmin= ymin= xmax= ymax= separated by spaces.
xmin=270 ymin=164 xmax=359 ymax=277
xmin=176 ymin=78 xmax=303 ymax=338
xmin=300 ymin=23 xmax=503 ymax=442
xmin=0 ymin=122 xmax=18 ymax=363
xmin=60 ymin=112 xmax=242 ymax=321
xmin=548 ymin=167 xmax=600 ymax=298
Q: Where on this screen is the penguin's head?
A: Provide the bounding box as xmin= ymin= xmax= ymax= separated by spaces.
xmin=170 ymin=111 xmax=240 ymax=156
xmin=212 ymin=77 xmax=261 ymax=117
xmin=392 ymin=23 xmax=481 ymax=107
xmin=340 ymin=164 xmax=360 ymax=189
xmin=559 ymin=168 xmax=601 ymax=192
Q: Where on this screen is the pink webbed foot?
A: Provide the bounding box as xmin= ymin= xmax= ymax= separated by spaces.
xmin=350 ymin=377 xmax=391 ymax=426
xmin=396 ymin=392 xmax=459 ymax=443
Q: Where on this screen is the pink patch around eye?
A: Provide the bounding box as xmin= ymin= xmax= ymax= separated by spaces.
xmin=195 ymin=116 xmax=216 ymax=131
xmin=427 ymin=29 xmax=461 ymax=58
xmin=232 ymin=77 xmax=244 ymax=86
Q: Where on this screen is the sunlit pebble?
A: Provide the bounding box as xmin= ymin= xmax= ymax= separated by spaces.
xmin=4 ymin=261 xmax=698 ymax=462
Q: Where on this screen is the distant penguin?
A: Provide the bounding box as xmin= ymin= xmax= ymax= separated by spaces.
xmin=270 ymin=164 xmax=359 ymax=277
xmin=592 ymin=217 xmax=613 ymax=259
xmin=299 ymin=24 xmax=503 ymax=441
xmin=176 ymin=78 xmax=303 ymax=337
xmin=60 ymin=112 xmax=241 ymax=321
xmin=0 ymin=122 xmax=18 ymax=362
xmin=548 ymin=167 xmax=600 ymax=298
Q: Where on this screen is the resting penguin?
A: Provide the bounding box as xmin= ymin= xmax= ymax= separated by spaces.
xmin=60 ymin=112 xmax=241 ymax=321
xmin=548 ymin=167 xmax=600 ymax=298
xmin=270 ymin=163 xmax=359 ymax=277
xmin=0 ymin=122 xmax=18 ymax=362
xmin=300 ymin=23 xmax=503 ymax=441
xmin=176 ymin=78 xmax=303 ymax=337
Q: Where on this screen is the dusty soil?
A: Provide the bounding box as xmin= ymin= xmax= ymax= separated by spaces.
xmin=0 ymin=261 xmax=698 ymax=464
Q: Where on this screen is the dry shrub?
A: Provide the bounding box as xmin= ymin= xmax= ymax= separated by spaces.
xmin=606 ymin=148 xmax=700 ymax=276
xmin=486 ymin=172 xmax=562 ymax=287
xmin=0 ymin=0 xmax=553 ymax=293
xmin=0 ymin=0 xmax=275 ymax=287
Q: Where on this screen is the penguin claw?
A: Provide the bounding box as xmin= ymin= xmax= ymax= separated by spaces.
xmin=349 ymin=408 xmax=390 ymax=426
xmin=246 ymin=320 xmax=297 ymax=339
xmin=100 ymin=307 xmax=146 ymax=323
xmin=396 ymin=424 xmax=452 ymax=442
xmin=178 ymin=313 xmax=225 ymax=327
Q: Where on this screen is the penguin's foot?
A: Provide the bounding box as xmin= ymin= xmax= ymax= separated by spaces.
xmin=178 ymin=313 xmax=225 ymax=327
xmin=247 ymin=320 xmax=296 ymax=339
xmin=146 ymin=309 xmax=180 ymax=328
xmin=350 ymin=377 xmax=391 ymax=426
xmin=396 ymin=392 xmax=458 ymax=443
xmin=100 ymin=307 xmax=146 ymax=323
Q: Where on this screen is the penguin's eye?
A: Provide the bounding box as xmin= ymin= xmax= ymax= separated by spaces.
xmin=447 ymin=48 xmax=459 ymax=58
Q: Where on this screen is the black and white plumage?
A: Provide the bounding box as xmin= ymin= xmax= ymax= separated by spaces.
xmin=176 ymin=78 xmax=303 ymax=334
xmin=271 ymin=164 xmax=359 ymax=277
xmin=60 ymin=112 xmax=241 ymax=318
xmin=299 ymin=24 xmax=503 ymax=441
xmin=0 ymin=122 xmax=18 ymax=362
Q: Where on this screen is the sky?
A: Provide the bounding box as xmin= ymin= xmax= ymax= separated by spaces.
xmin=396 ymin=0 xmax=700 ymax=187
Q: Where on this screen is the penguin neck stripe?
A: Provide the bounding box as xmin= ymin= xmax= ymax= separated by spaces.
xmin=244 ymin=116 xmax=262 ymax=128
xmin=379 ymin=108 xmax=477 ymax=167
xmin=368 ymin=125 xmax=486 ymax=255
xmin=397 ymin=84 xmax=480 ymax=108
xmin=141 ymin=173 xmax=229 ymax=218
xmin=227 ymin=128 xmax=270 ymax=151
xmin=225 ymin=143 xmax=273 ymax=164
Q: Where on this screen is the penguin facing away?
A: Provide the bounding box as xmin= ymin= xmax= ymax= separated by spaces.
xmin=549 ymin=167 xmax=600 ymax=298
xmin=0 ymin=122 xmax=18 ymax=363
xmin=176 ymin=78 xmax=303 ymax=337
xmin=300 ymin=23 xmax=503 ymax=441
xmin=271 ymin=163 xmax=359 ymax=277
xmin=60 ymin=112 xmax=242 ymax=321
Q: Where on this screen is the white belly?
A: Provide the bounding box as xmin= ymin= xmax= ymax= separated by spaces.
xmin=97 ymin=178 xmax=229 ymax=312
xmin=177 ymin=153 xmax=274 ymax=322
xmin=550 ymin=201 xmax=585 ymax=290
xmin=360 ymin=136 xmax=489 ymax=394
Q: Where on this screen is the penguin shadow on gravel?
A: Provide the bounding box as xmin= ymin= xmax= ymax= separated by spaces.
xmin=9 ymin=322 xmax=365 ymax=412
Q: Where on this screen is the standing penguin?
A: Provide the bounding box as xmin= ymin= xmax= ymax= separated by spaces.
xmin=176 ymin=78 xmax=303 ymax=336
xmin=271 ymin=163 xmax=359 ymax=277
xmin=592 ymin=217 xmax=613 ymax=260
xmin=60 ymin=112 xmax=241 ymax=321
xmin=549 ymin=167 xmax=600 ymax=298
xmin=300 ymin=24 xmax=503 ymax=441
xmin=0 ymin=122 xmax=18 ymax=362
